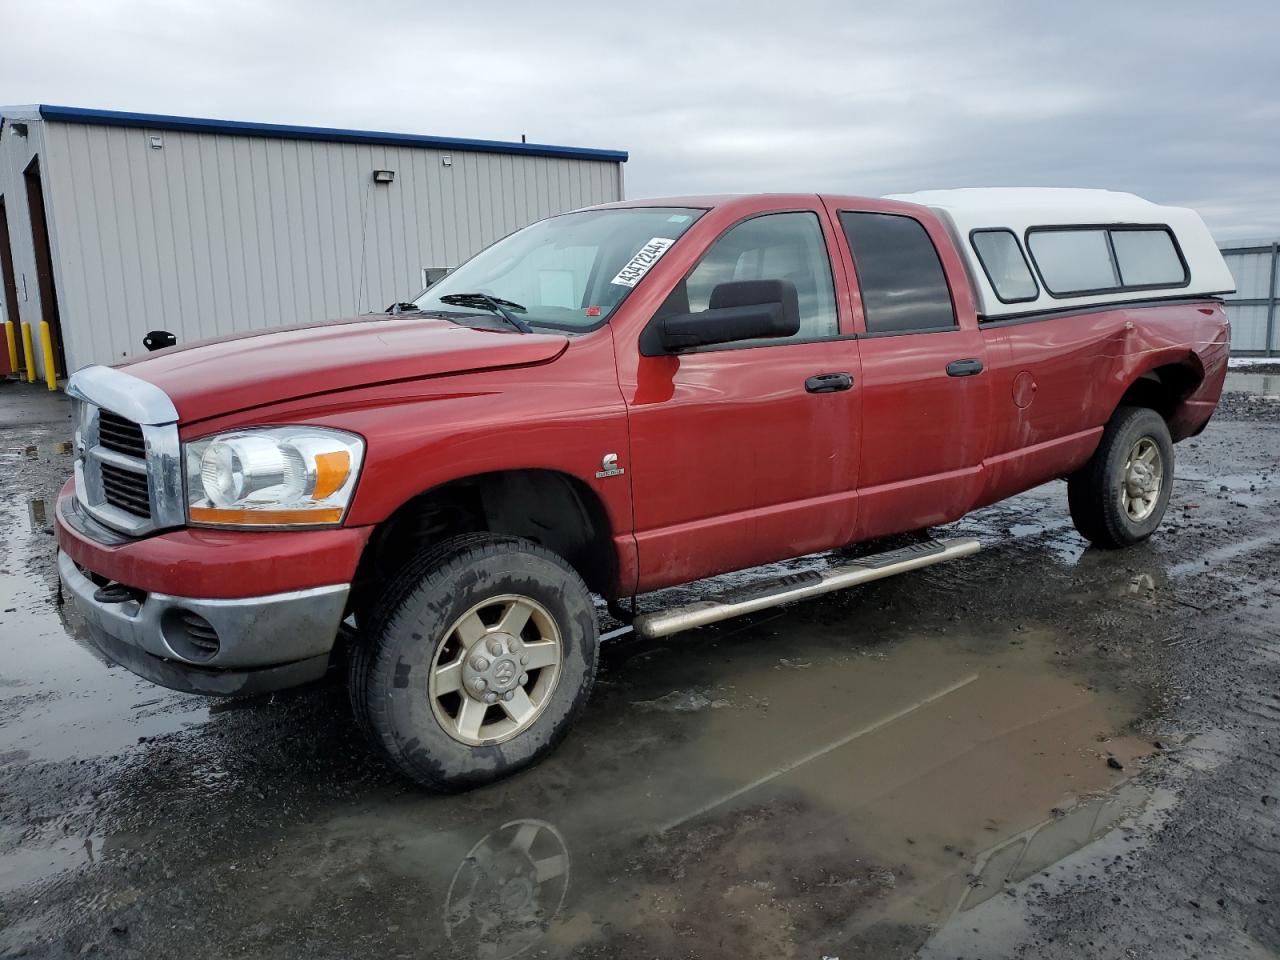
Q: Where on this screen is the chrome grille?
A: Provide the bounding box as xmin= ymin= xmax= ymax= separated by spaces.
xmin=66 ymin=366 xmax=184 ymax=537
xmin=101 ymin=460 xmax=152 ymax=518
xmin=98 ymin=411 xmax=147 ymax=458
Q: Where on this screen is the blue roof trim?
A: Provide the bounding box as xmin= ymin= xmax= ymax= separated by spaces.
xmin=34 ymin=105 xmax=628 ymax=163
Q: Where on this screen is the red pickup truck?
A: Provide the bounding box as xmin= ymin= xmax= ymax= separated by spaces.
xmin=56 ymin=188 xmax=1235 ymax=789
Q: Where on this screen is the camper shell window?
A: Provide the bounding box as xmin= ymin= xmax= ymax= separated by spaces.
xmin=969 ymin=229 xmax=1039 ymax=304
xmin=1026 ymin=225 xmax=1189 ymax=298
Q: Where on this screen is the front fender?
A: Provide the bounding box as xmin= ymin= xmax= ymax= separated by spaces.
xmin=177 ymin=331 xmax=636 ymax=580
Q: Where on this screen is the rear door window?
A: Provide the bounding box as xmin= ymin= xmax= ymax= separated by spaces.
xmin=970 ymin=229 xmax=1038 ymax=303
xmin=1026 ymin=229 xmax=1119 ymax=295
xmin=839 ymin=212 xmax=956 ymax=334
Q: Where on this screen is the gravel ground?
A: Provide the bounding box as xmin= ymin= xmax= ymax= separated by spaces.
xmin=0 ymin=379 xmax=1277 ymax=959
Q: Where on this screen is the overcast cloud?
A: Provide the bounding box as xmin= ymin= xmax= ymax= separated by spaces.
xmin=3 ymin=0 xmax=1277 ymax=238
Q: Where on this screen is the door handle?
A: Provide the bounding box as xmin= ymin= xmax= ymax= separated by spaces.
xmin=805 ymin=372 xmax=854 ymax=393
xmin=945 ymin=358 xmax=984 ymax=377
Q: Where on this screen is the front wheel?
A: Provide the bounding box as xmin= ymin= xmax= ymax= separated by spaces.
xmin=1068 ymin=406 xmax=1174 ymax=549
xmin=349 ymin=534 xmax=598 ymax=791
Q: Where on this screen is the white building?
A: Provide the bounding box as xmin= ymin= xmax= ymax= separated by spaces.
xmin=1217 ymin=240 xmax=1278 ymax=356
xmin=0 ymin=105 xmax=627 ymax=379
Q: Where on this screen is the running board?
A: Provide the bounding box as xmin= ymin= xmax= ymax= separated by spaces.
xmin=632 ymin=537 xmax=981 ymax=639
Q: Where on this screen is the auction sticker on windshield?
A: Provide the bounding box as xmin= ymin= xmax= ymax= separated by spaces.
xmin=610 ymin=237 xmax=676 ymax=287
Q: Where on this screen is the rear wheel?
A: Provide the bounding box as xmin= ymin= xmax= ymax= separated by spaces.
xmin=349 ymin=534 xmax=598 ymax=791
xmin=1068 ymin=406 xmax=1174 ymax=549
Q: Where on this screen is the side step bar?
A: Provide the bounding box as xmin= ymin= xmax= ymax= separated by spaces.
xmin=632 ymin=537 xmax=981 ymax=639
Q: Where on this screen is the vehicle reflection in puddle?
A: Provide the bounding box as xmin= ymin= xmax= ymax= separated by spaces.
xmin=434 ymin=783 xmax=1169 ymax=960
xmin=297 ymin=625 xmax=1153 ymax=958
xmin=920 ymin=730 xmax=1236 ymax=957
xmin=444 ymin=819 xmax=570 ymax=958
xmin=918 ymin=782 xmax=1162 ymax=956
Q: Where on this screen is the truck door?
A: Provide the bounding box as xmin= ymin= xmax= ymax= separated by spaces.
xmin=619 ymin=206 xmax=862 ymax=592
xmin=826 ymin=202 xmax=991 ymax=539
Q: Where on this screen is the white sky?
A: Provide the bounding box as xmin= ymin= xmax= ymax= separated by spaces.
xmin=4 ymin=0 xmax=1278 ymax=239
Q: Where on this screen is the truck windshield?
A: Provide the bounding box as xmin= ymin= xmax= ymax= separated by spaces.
xmin=413 ymin=207 xmax=704 ymax=331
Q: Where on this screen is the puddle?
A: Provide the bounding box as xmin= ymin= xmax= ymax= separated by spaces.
xmin=917 ymin=782 xmax=1171 ymax=956
xmin=919 ymin=730 xmax=1235 ymax=956
xmin=3 ymin=440 xmax=73 ymax=462
xmin=0 ymin=414 xmax=1181 ymax=957
xmin=1224 ymin=372 xmax=1280 ymax=397
xmin=0 ymin=497 xmax=206 ymax=763
xmin=0 ymin=836 xmax=103 ymax=897
xmin=243 ymin=624 xmax=1154 ymax=959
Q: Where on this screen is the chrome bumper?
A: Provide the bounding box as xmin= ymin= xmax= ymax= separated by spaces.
xmin=58 ymin=551 xmax=350 ymax=695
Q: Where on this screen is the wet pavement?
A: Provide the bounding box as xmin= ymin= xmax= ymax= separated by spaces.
xmin=1 ymin=377 xmax=1279 ymax=959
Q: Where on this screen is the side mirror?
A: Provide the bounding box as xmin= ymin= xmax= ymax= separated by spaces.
xmin=657 ymin=279 xmax=800 ymax=352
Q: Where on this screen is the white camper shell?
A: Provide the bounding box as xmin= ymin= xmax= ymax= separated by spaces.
xmin=888 ymin=188 xmax=1235 ymax=320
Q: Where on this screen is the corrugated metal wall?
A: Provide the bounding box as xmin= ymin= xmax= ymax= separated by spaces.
xmin=1219 ymin=243 xmax=1278 ymax=354
xmin=7 ymin=118 xmax=622 ymax=373
xmin=0 ymin=116 xmax=56 ymax=379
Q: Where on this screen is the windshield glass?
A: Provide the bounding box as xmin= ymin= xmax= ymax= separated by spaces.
xmin=413 ymin=207 xmax=704 ymax=331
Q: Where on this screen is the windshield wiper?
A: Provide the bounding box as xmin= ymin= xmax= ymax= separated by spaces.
xmin=438 ymin=293 xmax=533 ymax=333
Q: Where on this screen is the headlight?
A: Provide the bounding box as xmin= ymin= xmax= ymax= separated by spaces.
xmin=184 ymin=427 xmax=365 ymax=527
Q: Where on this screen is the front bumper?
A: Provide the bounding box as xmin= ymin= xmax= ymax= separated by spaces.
xmin=58 ymin=547 xmax=351 ymax=697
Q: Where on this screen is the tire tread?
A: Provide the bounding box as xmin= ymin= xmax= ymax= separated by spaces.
xmin=1068 ymin=405 xmax=1173 ymax=549
xmin=348 ymin=532 xmax=596 ymax=791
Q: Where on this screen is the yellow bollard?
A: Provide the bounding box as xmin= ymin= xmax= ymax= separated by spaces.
xmin=39 ymin=321 xmax=57 ymax=390
xmin=3 ymin=322 xmax=16 ymax=376
xmin=21 ymin=322 xmax=36 ymax=383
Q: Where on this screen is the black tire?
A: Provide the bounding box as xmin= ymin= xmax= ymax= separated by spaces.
xmin=348 ymin=533 xmax=598 ymax=791
xmin=1068 ymin=406 xmax=1174 ymax=549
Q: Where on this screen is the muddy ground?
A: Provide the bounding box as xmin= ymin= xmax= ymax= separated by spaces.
xmin=1 ymin=375 xmax=1277 ymax=960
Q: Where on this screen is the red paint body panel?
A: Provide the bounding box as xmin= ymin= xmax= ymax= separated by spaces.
xmin=55 ymin=482 xmax=370 ymax=598
xmin=973 ymin=299 xmax=1229 ymax=507
xmin=120 ymin=315 xmax=568 ymax=425
xmin=615 ymin=196 xmax=863 ymax=589
xmin=60 ymin=194 xmax=1231 ymax=605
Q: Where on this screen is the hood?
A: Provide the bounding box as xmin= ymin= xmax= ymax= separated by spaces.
xmin=116 ymin=315 xmax=569 ymax=423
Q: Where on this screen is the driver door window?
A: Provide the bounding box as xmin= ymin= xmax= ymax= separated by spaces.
xmin=659 ymin=212 xmax=839 ymax=346
xmin=626 ymin=206 xmax=859 ymax=591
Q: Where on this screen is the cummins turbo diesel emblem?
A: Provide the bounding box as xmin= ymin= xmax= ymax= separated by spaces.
xmin=595 ymin=453 xmax=625 ymax=478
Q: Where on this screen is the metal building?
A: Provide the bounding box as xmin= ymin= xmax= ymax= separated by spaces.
xmin=1218 ymin=240 xmax=1279 ymax=356
xmin=0 ymin=105 xmax=627 ymax=380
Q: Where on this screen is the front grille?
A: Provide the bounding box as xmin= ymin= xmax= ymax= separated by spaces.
xmin=98 ymin=411 xmax=147 ymax=458
xmin=68 ymin=367 xmax=182 ymax=536
xmin=101 ymin=461 xmax=152 ymax=518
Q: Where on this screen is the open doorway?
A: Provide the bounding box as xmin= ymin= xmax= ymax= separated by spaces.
xmin=23 ymin=157 xmax=66 ymax=377
xmin=0 ymin=197 xmax=20 ymax=376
